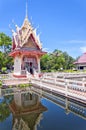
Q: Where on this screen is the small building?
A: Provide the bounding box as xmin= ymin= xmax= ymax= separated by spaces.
xmin=74 ymin=53 xmax=86 ymax=70
xmin=9 ymin=10 xmax=46 ymax=78
xmin=9 ymin=92 xmax=47 ymax=130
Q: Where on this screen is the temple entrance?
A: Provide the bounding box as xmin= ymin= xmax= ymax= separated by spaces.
xmin=29 ymin=62 xmax=33 ymax=74
xmin=23 ymin=56 xmax=38 ymax=75
xmin=25 ymin=62 xmax=34 ymax=75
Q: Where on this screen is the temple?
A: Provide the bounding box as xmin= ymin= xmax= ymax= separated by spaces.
xmin=74 ymin=53 xmax=86 ymax=70
xmin=9 ymin=92 xmax=47 ymax=130
xmin=9 ymin=4 xmax=46 ymax=78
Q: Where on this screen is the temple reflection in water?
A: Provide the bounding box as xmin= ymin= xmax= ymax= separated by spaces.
xmin=32 ymin=87 xmax=86 ymax=120
xmin=9 ymin=92 xmax=47 ymax=130
xmin=0 ymin=88 xmax=86 ymax=130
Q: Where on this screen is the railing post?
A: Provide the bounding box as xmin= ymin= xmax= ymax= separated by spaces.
xmin=40 ymin=78 xmax=42 ymax=87
xmin=54 ymin=76 xmax=57 ymax=85
xmin=65 ymin=79 xmax=68 ymax=97
xmin=65 ymin=98 xmax=69 ymax=114
xmin=43 ymin=73 xmax=46 ymax=79
xmin=82 ymin=78 xmax=86 ymax=91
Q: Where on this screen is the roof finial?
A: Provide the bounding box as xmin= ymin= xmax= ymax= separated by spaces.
xmin=26 ymin=0 xmax=28 ymax=19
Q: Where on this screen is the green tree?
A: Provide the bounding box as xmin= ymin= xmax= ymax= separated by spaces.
xmin=40 ymin=54 xmax=51 ymax=71
xmin=63 ymin=52 xmax=75 ymax=69
xmin=0 ymin=32 xmax=12 ymax=53
xmin=0 ymin=101 xmax=10 ymax=122
xmin=41 ymin=49 xmax=75 ymax=72
xmin=0 ymin=32 xmax=13 ymax=72
xmin=50 ymin=50 xmax=65 ymax=71
xmin=0 ymin=95 xmax=13 ymax=122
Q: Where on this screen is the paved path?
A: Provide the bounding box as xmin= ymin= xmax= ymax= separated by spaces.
xmin=1 ymin=75 xmax=86 ymax=104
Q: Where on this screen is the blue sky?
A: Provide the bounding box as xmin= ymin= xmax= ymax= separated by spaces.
xmin=0 ymin=0 xmax=86 ymax=58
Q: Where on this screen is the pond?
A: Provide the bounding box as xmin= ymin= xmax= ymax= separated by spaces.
xmin=0 ymin=86 xmax=86 ymax=130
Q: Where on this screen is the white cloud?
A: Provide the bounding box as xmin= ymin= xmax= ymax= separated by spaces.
xmin=59 ymin=40 xmax=86 ymax=44
xmin=42 ymin=48 xmax=49 ymax=51
xmin=80 ymin=46 xmax=86 ymax=53
xmin=42 ymin=48 xmax=51 ymax=53
xmin=68 ymin=40 xmax=86 ymax=44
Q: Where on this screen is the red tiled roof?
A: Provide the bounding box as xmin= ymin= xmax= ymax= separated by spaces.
xmin=74 ymin=53 xmax=86 ymax=64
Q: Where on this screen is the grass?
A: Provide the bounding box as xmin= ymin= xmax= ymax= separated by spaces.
xmin=0 ymin=80 xmax=2 ymax=88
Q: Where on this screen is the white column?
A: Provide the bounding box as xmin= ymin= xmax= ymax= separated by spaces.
xmin=14 ymin=93 xmax=22 ymax=107
xmin=38 ymin=58 xmax=40 ymax=73
xmin=14 ymin=56 xmax=22 ymax=75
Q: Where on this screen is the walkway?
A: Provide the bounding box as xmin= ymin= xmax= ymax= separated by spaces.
xmin=31 ymin=77 xmax=86 ymax=103
xmin=0 ymin=72 xmax=86 ymax=104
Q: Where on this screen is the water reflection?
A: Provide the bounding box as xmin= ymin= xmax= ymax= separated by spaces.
xmin=9 ymin=92 xmax=47 ymax=130
xmin=0 ymin=87 xmax=86 ymax=130
xmin=0 ymin=95 xmax=13 ymax=122
xmin=31 ymin=87 xmax=86 ymax=120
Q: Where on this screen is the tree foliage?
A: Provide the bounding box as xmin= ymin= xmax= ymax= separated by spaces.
xmin=0 ymin=32 xmax=13 ymax=73
xmin=0 ymin=95 xmax=13 ymax=122
xmin=0 ymin=32 xmax=12 ymax=53
xmin=41 ymin=49 xmax=75 ymax=72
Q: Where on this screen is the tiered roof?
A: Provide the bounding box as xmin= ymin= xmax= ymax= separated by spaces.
xmin=11 ymin=16 xmax=42 ymax=50
xmin=74 ymin=53 xmax=86 ymax=64
xmin=9 ymin=11 xmax=47 ymax=57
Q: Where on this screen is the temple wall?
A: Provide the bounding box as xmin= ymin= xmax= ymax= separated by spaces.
xmin=77 ymin=63 xmax=86 ymax=66
xmin=14 ymin=56 xmax=22 ymax=75
xmin=22 ymin=94 xmax=38 ymax=107
xmin=14 ymin=93 xmax=39 ymax=107
xmin=76 ymin=63 xmax=86 ymax=70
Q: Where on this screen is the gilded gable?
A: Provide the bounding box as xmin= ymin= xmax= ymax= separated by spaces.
xmin=22 ymin=38 xmax=37 ymax=49
xmin=11 ymin=16 xmax=42 ymax=50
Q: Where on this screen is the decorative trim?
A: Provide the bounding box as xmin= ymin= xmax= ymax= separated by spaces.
xmin=13 ymin=74 xmax=27 ymax=78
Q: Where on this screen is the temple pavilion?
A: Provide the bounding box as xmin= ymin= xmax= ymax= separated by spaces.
xmin=9 ymin=7 xmax=46 ymax=78
xmin=74 ymin=53 xmax=86 ymax=70
xmin=9 ymin=92 xmax=47 ymax=130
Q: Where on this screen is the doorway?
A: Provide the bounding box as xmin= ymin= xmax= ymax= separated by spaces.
xmin=25 ymin=62 xmax=34 ymax=75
